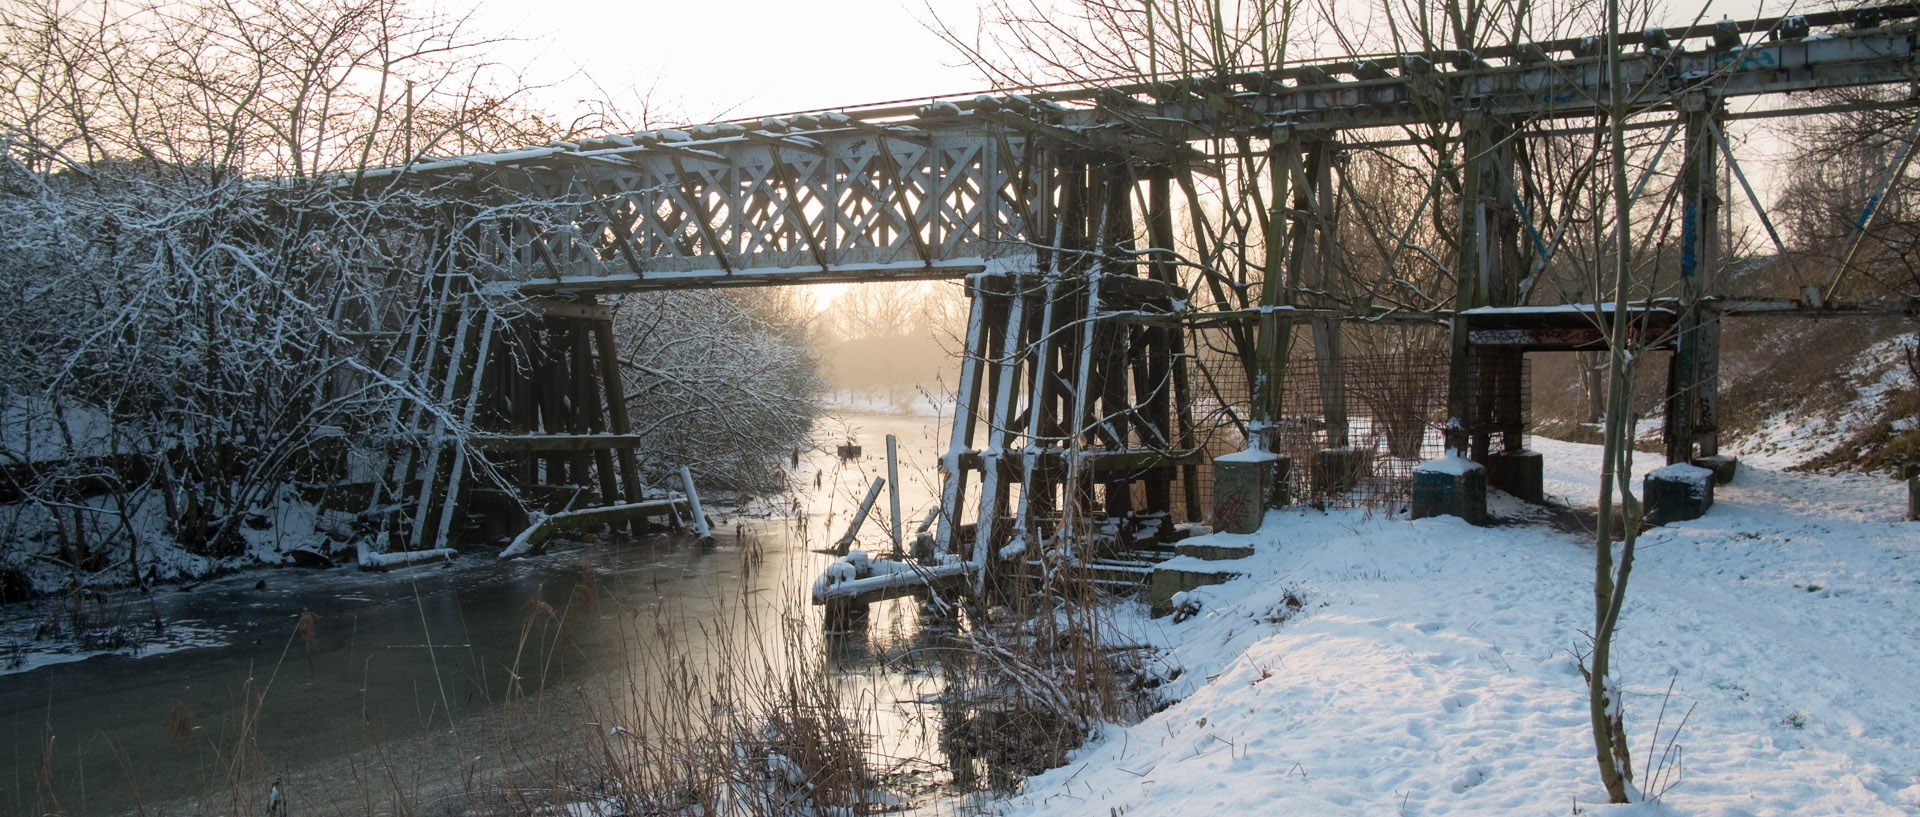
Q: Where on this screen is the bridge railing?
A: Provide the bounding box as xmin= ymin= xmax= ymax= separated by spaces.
xmin=370 ymin=14 xmax=1920 ymax=297
xmin=388 ymin=124 xmax=1038 ymax=291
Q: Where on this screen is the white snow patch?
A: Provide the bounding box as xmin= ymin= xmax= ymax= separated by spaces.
xmin=992 ymin=436 xmax=1920 ymax=817
xmin=1648 ymin=462 xmax=1713 ymax=497
xmin=1413 ymin=452 xmax=1483 ymax=475
xmin=1 ymin=619 xmax=232 ymax=676
xmin=1728 ymin=332 xmax=1919 ymax=469
xmin=0 ymin=394 xmax=154 ymax=462
xmin=358 ymin=548 xmax=455 ymax=569
xmin=818 ymin=387 xmax=946 ymax=418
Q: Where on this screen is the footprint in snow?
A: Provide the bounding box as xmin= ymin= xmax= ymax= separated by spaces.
xmin=1450 ymin=766 xmax=1489 ymax=793
xmin=1407 ymin=718 xmax=1432 ymax=739
xmin=1441 ymin=691 xmax=1479 ymax=714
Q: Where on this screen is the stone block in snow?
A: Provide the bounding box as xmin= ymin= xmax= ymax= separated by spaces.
xmin=1645 ymin=462 xmax=1715 ymax=524
xmin=1412 ymin=456 xmax=1487 ymax=525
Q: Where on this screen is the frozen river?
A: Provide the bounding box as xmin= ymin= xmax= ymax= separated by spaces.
xmin=0 ymin=409 xmax=952 ymax=816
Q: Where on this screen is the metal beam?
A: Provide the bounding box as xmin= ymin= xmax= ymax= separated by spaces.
xmin=360 ymin=19 xmax=1920 ymax=295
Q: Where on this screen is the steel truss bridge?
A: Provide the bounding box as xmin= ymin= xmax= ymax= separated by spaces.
xmin=372 ymin=7 xmax=1920 ymax=590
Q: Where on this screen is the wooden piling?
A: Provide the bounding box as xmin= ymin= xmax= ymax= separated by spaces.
xmin=679 ymin=466 xmax=714 ymax=544
xmin=575 ymin=313 xmax=623 ymax=515
xmin=593 ymin=311 xmax=647 ymax=524
xmin=886 ymin=434 xmax=903 ymax=557
xmin=836 ymin=476 xmax=887 ymax=556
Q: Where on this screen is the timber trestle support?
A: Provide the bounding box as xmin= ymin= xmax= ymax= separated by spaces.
xmin=376 ymin=294 xmax=687 ymax=557
xmin=360 ymin=8 xmax=1920 ymax=573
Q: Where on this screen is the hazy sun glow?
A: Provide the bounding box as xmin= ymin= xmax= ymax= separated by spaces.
xmin=807 ymin=282 xmax=853 ymax=313
xmin=469 ymin=0 xmax=990 ymax=126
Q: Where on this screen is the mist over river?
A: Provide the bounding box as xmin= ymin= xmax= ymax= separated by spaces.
xmin=0 ymin=410 xmax=952 ymax=816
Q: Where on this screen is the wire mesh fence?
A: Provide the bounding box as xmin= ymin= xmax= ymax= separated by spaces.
xmin=1180 ymin=327 xmax=1529 ymax=517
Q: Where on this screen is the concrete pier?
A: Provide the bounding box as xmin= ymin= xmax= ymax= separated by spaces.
xmin=1482 ymin=449 xmax=1544 ymax=503
xmin=1411 ymin=455 xmax=1488 ymax=525
xmin=1645 ymin=462 xmax=1715 ymax=524
xmin=1212 ymin=451 xmax=1290 ymax=534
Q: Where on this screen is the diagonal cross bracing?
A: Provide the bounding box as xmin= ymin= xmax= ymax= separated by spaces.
xmin=361 ymin=14 xmax=1920 ymax=296
xmin=424 ymin=125 xmax=1040 ymax=294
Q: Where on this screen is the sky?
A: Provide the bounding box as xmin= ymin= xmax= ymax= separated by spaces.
xmin=467 ymin=0 xmax=993 ymax=127
xmin=467 ymin=0 xmax=1784 ymax=127
xmin=458 ymin=0 xmax=994 ymax=311
xmin=460 ymin=0 xmax=1808 ymax=312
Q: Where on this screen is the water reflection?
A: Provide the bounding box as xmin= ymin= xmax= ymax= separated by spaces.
xmin=0 ymin=410 xmax=961 ymax=816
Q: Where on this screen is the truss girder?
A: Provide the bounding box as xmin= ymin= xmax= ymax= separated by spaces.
xmin=466 ymin=130 xmax=1033 ymax=292
xmin=399 ymin=21 xmax=1920 ymax=294
xmin=1140 ymin=30 xmax=1917 ymax=134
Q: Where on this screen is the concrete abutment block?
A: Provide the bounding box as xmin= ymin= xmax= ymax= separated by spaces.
xmin=1481 ymin=450 xmax=1544 ymax=504
xmin=1693 ymin=455 xmax=1739 ymax=485
xmin=1645 ymin=462 xmax=1715 ymax=524
xmin=1411 ymin=456 xmax=1488 ymax=525
xmin=1150 ymin=565 xmax=1244 ymax=617
xmin=1210 ymin=452 xmax=1290 ymax=534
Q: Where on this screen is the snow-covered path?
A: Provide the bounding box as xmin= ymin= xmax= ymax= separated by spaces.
xmin=996 ymin=438 xmax=1920 ymax=816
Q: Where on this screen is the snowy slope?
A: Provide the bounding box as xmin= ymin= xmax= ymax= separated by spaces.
xmin=1726 ymin=331 xmax=1918 ymax=471
xmin=995 ymin=437 xmax=1920 ymax=816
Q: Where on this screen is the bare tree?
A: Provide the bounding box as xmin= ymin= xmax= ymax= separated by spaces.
xmin=1779 ymin=88 xmax=1920 ymax=301
xmin=0 ymin=0 xmax=578 ymax=589
xmin=613 ymin=289 xmax=821 ymax=495
xmin=817 ymin=281 xmax=961 ymax=404
xmin=933 ymin=0 xmax=1675 ymax=804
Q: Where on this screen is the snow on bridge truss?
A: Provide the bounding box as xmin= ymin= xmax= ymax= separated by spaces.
xmin=367 ymin=112 xmax=1051 ymax=293
xmin=364 ymin=8 xmax=1920 ymax=297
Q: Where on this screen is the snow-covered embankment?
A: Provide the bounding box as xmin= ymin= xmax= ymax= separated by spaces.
xmin=997 ymin=437 xmax=1920 ymax=816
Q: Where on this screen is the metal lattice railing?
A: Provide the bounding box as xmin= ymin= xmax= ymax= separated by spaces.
xmin=1185 ymin=333 xmax=1527 ymax=512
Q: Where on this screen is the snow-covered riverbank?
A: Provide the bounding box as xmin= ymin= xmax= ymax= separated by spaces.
xmin=996 ymin=437 xmax=1919 ymax=816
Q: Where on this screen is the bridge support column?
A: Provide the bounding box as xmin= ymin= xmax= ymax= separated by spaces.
xmin=1434 ymin=110 xmax=1534 ymax=518
xmin=972 ymin=273 xmax=1026 ymax=578
xmin=452 ymin=298 xmax=657 ymax=546
xmin=936 ymin=274 xmax=1002 ymax=558
xmin=1094 ymin=161 xmax=1137 ymax=522
xmin=944 ymin=152 xmax=1193 ymax=574
xmin=1147 ymin=174 xmax=1203 ymax=523
xmin=1012 ymin=276 xmax=1064 ymax=549
xmin=403 ymin=291 xmax=488 ymax=552
xmin=1292 ymin=139 xmax=1363 ymax=499
xmin=1667 ymin=94 xmax=1727 ymax=473
xmin=1241 ymin=129 xmax=1301 ymax=517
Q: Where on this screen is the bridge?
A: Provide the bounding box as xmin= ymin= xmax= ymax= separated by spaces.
xmin=364 ymin=8 xmax=1920 ymax=591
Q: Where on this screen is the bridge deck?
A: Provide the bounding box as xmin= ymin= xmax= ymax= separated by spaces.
xmin=364 ymin=10 xmax=1919 ymax=296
